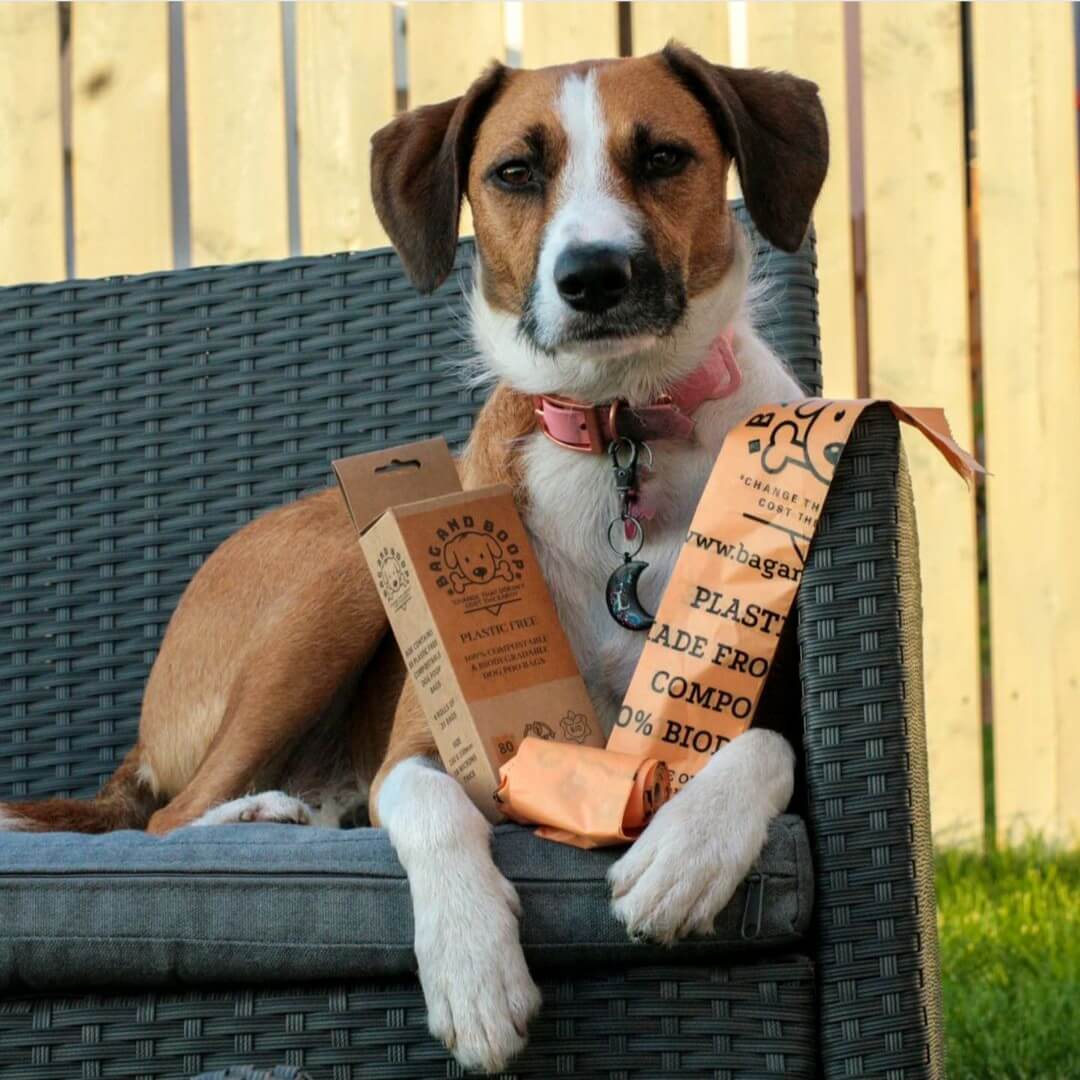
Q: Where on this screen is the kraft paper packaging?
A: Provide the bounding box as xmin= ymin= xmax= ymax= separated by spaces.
xmin=494 ymin=399 xmax=980 ymax=848
xmin=334 ymin=439 xmax=603 ymax=823
xmin=606 ymin=399 xmax=982 ymax=792
xmin=496 ymin=737 xmax=672 ymax=849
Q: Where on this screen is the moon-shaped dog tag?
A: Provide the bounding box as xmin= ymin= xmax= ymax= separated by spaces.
xmin=606 ymin=556 xmax=655 ymax=631
xmin=605 ymin=516 xmax=654 ymax=630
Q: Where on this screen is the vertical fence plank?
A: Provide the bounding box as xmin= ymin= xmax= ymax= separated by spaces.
xmin=521 ymin=2 xmax=619 ymax=67
xmin=0 ymin=4 xmax=64 ymax=284
xmin=746 ymin=3 xmax=857 ymax=399
xmin=184 ymin=2 xmax=288 ymax=265
xmin=296 ymin=2 xmax=393 ymax=253
xmin=861 ymin=3 xmax=983 ymax=843
xmin=974 ymin=5 xmax=1080 ymax=842
xmin=71 ymin=2 xmax=172 ymax=277
xmin=631 ymin=3 xmax=728 ymax=60
xmin=406 ymin=1 xmax=504 ymax=237
xmin=407 ymin=1 xmax=504 ymax=107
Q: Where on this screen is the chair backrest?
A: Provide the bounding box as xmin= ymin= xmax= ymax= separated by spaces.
xmin=0 ymin=202 xmax=820 ymax=799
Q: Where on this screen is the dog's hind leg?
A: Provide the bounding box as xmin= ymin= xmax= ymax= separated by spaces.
xmin=145 ymin=618 xmax=382 ymax=834
xmin=144 ymin=557 xmax=390 ymax=835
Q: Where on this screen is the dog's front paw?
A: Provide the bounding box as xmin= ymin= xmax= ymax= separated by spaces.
xmin=413 ymin=862 xmax=541 ymax=1073
xmin=608 ymin=791 xmax=741 ymax=943
xmin=608 ymin=731 xmax=794 ymax=944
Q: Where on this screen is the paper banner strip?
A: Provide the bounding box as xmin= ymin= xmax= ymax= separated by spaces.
xmin=496 ymin=737 xmax=672 ymax=849
xmin=607 ymin=398 xmax=982 ymax=793
xmin=493 ymin=399 xmax=981 ymax=847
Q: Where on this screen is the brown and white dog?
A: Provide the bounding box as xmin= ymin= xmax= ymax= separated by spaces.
xmin=0 ymin=45 xmax=827 ymax=1074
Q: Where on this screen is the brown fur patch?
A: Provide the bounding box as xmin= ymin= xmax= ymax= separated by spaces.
xmin=596 ymin=56 xmax=738 ymax=297
xmin=368 ymin=674 xmax=433 ymax=828
xmin=467 ymin=67 xmax=566 ymax=313
xmin=458 ymin=385 xmax=537 ymax=499
xmin=140 ymin=487 xmax=392 ymax=833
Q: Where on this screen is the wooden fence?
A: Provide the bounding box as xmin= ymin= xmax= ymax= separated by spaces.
xmin=0 ymin=2 xmax=1077 ymax=846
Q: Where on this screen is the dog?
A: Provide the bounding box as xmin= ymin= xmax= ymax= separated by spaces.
xmin=0 ymin=44 xmax=827 ymax=1074
xmin=444 ymin=531 xmax=516 ymax=591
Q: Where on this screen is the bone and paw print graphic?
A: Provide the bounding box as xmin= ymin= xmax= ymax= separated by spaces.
xmin=443 ymin=531 xmax=517 ymax=594
xmin=748 ymin=400 xmax=849 ymax=484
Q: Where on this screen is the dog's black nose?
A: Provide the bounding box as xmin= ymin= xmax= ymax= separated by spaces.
xmin=473 ymin=567 xmax=488 ymax=578
xmin=554 ymin=245 xmax=631 ymax=314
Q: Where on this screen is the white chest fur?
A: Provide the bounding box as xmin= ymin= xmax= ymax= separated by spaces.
xmin=522 ymin=325 xmax=802 ymax=734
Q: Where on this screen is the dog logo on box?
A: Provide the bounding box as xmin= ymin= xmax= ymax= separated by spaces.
xmin=375 ymin=548 xmax=411 ymax=612
xmin=428 ymin=515 xmax=525 ymax=615
xmin=444 ymin=532 xmax=516 ymax=593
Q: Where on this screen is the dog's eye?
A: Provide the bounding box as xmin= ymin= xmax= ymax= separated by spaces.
xmin=494 ymin=160 xmax=534 ymax=188
xmin=644 ymin=146 xmax=689 ymax=178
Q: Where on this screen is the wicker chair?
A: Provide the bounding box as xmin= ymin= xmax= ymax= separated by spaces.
xmin=0 ymin=204 xmax=944 ymax=1079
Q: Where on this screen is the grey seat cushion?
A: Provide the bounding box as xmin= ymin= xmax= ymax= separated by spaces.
xmin=0 ymin=815 xmax=811 ymax=992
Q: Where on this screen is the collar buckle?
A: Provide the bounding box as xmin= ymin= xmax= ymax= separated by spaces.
xmin=533 ymin=394 xmax=607 ymax=453
xmin=607 ymin=399 xmax=625 ymax=443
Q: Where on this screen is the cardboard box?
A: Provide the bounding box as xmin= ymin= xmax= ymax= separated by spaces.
xmin=334 ymin=438 xmax=602 ymax=820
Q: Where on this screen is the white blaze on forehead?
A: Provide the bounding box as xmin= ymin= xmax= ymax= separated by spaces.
xmin=531 ymin=69 xmax=642 ymax=348
xmin=550 ymin=69 xmax=640 ymax=251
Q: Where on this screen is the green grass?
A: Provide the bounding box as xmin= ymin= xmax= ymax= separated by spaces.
xmin=937 ymin=842 xmax=1080 ymax=1079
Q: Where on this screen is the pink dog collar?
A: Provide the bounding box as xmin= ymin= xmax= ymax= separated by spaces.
xmin=533 ymin=328 xmax=741 ymax=454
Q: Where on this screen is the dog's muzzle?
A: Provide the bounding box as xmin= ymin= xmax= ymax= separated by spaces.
xmin=520 ymin=241 xmax=687 ymax=354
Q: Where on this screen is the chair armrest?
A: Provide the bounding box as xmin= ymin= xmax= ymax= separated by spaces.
xmin=797 ymin=404 xmax=945 ymax=1079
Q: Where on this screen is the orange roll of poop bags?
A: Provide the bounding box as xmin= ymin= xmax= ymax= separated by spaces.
xmin=496 ymin=737 xmax=671 ymax=848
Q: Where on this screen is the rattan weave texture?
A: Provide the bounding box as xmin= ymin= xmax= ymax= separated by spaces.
xmin=193 ymin=1069 xmax=312 ymax=1080
xmin=0 ymin=205 xmax=818 ymax=801
xmin=798 ymin=406 xmax=944 ymax=1079
xmin=0 ymin=207 xmax=949 ymax=1078
xmin=0 ymin=961 xmax=816 ymax=1080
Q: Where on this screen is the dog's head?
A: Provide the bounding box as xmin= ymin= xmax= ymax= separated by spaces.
xmin=443 ymin=531 xmax=502 ymax=582
xmin=371 ymin=44 xmax=827 ymax=394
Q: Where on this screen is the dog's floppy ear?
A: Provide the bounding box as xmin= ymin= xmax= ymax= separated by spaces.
xmin=443 ymin=536 xmax=462 ymax=571
xmin=371 ymin=62 xmax=507 ymax=293
xmin=662 ymin=42 xmax=828 ymax=253
xmin=484 ymin=535 xmax=501 ymax=558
